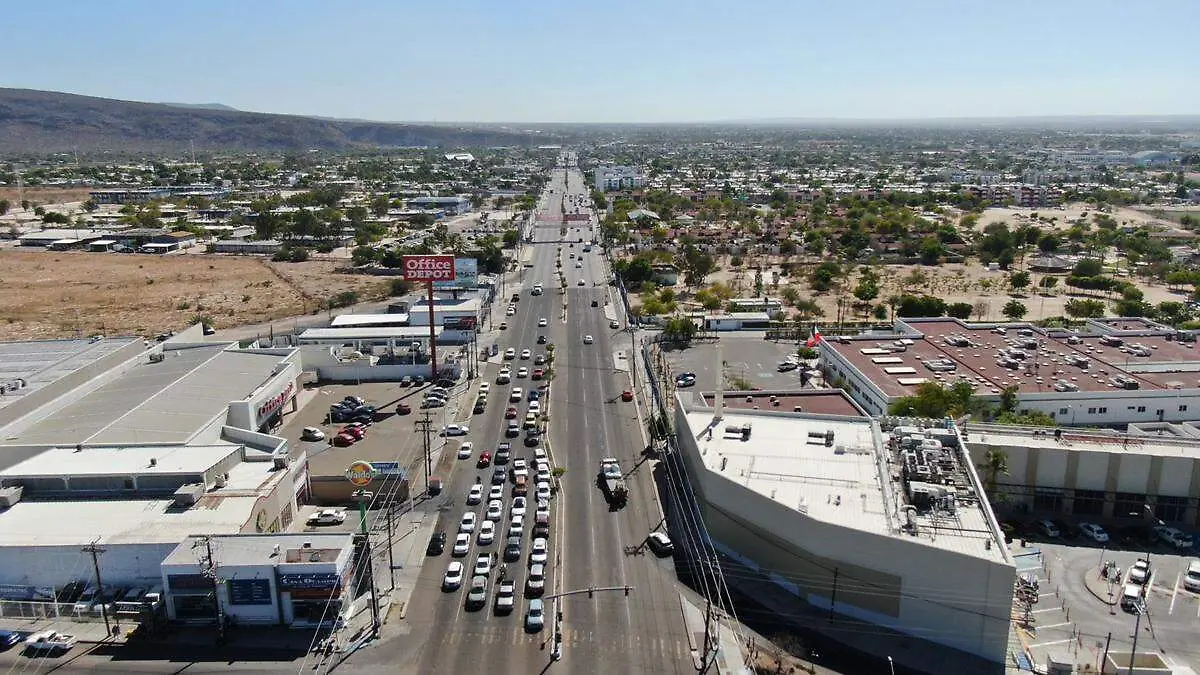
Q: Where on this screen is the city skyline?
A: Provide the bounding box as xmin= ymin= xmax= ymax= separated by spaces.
xmin=0 ymin=0 xmax=1197 ymax=123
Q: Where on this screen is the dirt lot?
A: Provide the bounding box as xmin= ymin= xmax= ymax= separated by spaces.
xmin=0 ymin=186 xmax=95 ymax=206
xmin=0 ymin=251 xmax=390 ymax=341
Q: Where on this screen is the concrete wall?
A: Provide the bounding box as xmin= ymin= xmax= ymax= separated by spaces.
xmin=0 ymin=542 xmax=177 ymax=589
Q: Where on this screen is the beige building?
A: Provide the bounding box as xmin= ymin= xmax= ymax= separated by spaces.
xmin=673 ymin=395 xmax=1015 ymax=663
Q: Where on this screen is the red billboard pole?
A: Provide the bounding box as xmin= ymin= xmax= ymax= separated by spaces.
xmin=402 ymin=255 xmax=456 ymax=383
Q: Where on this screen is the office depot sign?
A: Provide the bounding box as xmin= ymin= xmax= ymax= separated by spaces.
xmin=403 ymin=255 xmax=456 ymax=282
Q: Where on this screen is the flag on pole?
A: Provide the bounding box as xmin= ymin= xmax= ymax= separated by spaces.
xmin=806 ymin=327 xmax=823 ymax=348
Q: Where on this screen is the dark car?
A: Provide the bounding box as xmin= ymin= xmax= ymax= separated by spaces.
xmin=536 ymin=335 xmax=547 ymax=344
xmin=396 ymin=403 xmax=412 ymax=415
xmin=427 ymin=531 xmax=447 ymax=556
xmin=495 ymin=444 xmax=511 ymax=465
xmin=675 ymin=372 xmax=697 ymax=388
xmin=0 ymin=630 xmax=20 ymax=650
xmin=503 ymin=536 xmax=522 ymax=562
xmin=591 ymin=299 xmax=599 ymax=307
xmin=524 ymin=434 xmax=541 ymax=448
xmin=492 ymin=467 xmax=507 ymax=485
xmin=474 ymin=402 xmax=487 ymax=414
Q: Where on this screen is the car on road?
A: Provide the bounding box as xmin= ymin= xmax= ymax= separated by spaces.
xmin=426 ymin=531 xmax=447 ymax=556
xmin=443 ymin=424 xmax=470 ymax=437
xmin=474 ymin=553 xmax=493 ymax=577
xmin=24 ymin=630 xmax=76 ymax=653
xmin=486 ymin=500 xmax=504 ymax=521
xmin=457 ymin=441 xmax=474 ymax=459
xmin=466 ymin=576 xmax=488 ymax=610
xmin=529 ymin=400 xmax=541 ymax=414
xmin=421 ymin=397 xmax=445 ymax=409
xmin=532 ymin=368 xmax=544 ymax=380
xmin=339 ymin=425 xmax=366 ymax=440
xmin=538 ymin=318 xmax=548 ymax=327
xmin=527 ymin=563 xmax=546 ymax=596
xmin=459 ymin=511 xmax=477 ymax=533
xmin=1129 ymin=558 xmax=1152 ymax=585
xmin=610 ymin=320 xmax=620 ymax=329
xmin=466 ymin=484 xmax=483 ymax=505
xmin=530 ymin=537 xmax=549 ymax=565
xmin=506 ymin=306 xmax=516 ymax=317
xmin=537 ymin=335 xmax=547 ymax=344
xmin=510 ymin=388 xmax=523 ymax=402
xmin=301 ymin=427 xmax=326 ymax=441
xmin=520 ymin=348 xmax=532 ymax=360
xmin=675 ymin=372 xmax=697 ymax=387
xmin=647 ymin=532 xmax=675 ymax=556
xmin=495 ymin=444 xmax=511 ymax=464
xmin=488 ymin=485 xmax=504 ymax=501
xmin=479 ymin=382 xmax=490 ymax=395
xmin=307 ymin=509 xmax=346 ymax=526
xmin=577 ymin=279 xmax=586 ymax=286
xmin=517 ymin=367 xmax=529 ymax=378
xmin=505 ymin=406 xmax=519 ymax=419
xmin=497 ymin=368 xmax=511 ymax=384
xmin=583 ymin=335 xmax=594 ymax=344
xmin=534 ymin=354 xmax=546 ymax=365
xmin=400 ymin=376 xmax=413 ymax=387
xmin=508 ymin=515 xmax=525 ymax=537
xmin=498 ymin=322 xmax=508 ymax=330
xmin=1079 ymin=523 xmax=1109 ymax=543
xmin=525 ymin=598 xmax=545 ymax=632
xmin=453 ymin=532 xmax=471 ymax=557
xmin=492 ymin=467 xmax=507 ymax=485
xmin=478 ymin=520 xmax=495 ymax=546
xmin=511 ymin=496 xmax=528 ymax=518
xmin=443 ymin=562 xmax=465 ymax=591
xmin=504 ymin=348 xmax=516 ymax=360
xmin=576 ymin=261 xmax=583 ymax=268
xmin=477 ymin=451 xmax=492 ymax=468
xmin=506 ymin=421 xmax=521 ymax=437
xmin=536 ymin=482 xmax=551 ymax=501
xmin=495 ymin=578 xmax=516 ymax=614
xmin=504 ymin=535 xmax=522 ymax=562
xmin=621 ymin=390 xmax=634 ymax=402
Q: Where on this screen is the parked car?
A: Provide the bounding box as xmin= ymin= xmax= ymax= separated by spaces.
xmin=427 ymin=531 xmax=447 ymax=556
xmin=24 ymin=630 xmax=76 ymax=652
xmin=396 ymin=402 xmax=412 ymax=415
xmin=477 ymin=451 xmax=492 ymax=468
xmin=675 ymin=372 xmax=697 ymax=387
xmin=301 ymin=427 xmax=326 ymax=441
xmin=332 ymin=433 xmax=356 ymax=447
xmin=307 ymin=509 xmax=346 ymax=526
xmin=1154 ymin=525 xmax=1194 ymax=550
xmin=1129 ymin=558 xmax=1151 ymax=585
xmin=1038 ymin=520 xmax=1061 ymax=538
xmin=443 ymin=424 xmax=470 ymax=437
xmin=339 ymin=426 xmax=366 ymax=440
xmin=647 ymin=532 xmax=675 ymax=556
xmin=1079 ymin=523 xmax=1109 ymax=543
xmin=0 ymin=630 xmax=20 ymax=650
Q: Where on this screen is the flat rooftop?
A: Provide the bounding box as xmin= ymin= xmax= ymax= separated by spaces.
xmin=968 ymin=423 xmax=1200 ymax=461
xmin=0 ymin=337 xmax=140 ymax=413
xmin=0 ymin=496 xmax=259 ymax=546
xmin=830 ymin=318 xmax=1200 ymax=399
xmin=697 ymin=390 xmax=865 ymax=417
xmin=682 ymin=406 xmax=1006 ymax=563
xmin=163 ymin=533 xmax=352 ymax=567
xmin=0 ymin=444 xmax=238 ymax=479
xmin=410 ymin=297 xmax=482 ymax=311
xmin=298 ymin=326 xmax=444 ymax=341
xmin=330 ymin=313 xmax=410 ymax=328
xmin=7 ymin=344 xmax=289 ymax=449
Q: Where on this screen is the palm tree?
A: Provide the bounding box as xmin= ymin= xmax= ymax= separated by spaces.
xmin=980 ymin=448 xmax=1010 ymax=494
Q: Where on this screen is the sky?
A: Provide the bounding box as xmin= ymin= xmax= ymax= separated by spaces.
xmin=2 ymin=0 xmax=1196 ymax=123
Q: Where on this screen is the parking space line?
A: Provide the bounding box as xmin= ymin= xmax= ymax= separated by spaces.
xmin=1029 ymin=638 xmax=1074 ymax=648
xmin=1039 ymin=622 xmax=1071 ymax=630
xmin=1032 ymin=607 xmax=1062 ymax=614
xmin=1169 ymin=572 xmax=1181 ymax=615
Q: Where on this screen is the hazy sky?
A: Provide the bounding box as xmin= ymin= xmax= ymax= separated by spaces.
xmin=3 ymin=0 xmax=1196 ymax=123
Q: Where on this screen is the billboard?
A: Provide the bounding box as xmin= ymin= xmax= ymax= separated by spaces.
xmin=344 ymin=461 xmax=377 ymax=486
xmin=402 ymin=255 xmax=456 ymax=283
xmin=434 ymin=258 xmax=478 ymax=289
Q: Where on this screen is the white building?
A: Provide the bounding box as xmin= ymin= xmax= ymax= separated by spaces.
xmin=161 ymin=533 xmax=354 ymax=627
xmin=594 ymin=166 xmax=646 ymax=192
xmin=673 ymin=395 xmax=1014 ymax=664
xmin=819 ymin=317 xmax=1200 ymax=425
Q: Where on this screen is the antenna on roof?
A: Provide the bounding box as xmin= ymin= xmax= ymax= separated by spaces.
xmin=714 ymin=340 xmax=724 ymax=421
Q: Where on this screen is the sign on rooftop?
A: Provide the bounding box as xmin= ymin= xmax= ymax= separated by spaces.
xmin=402 ymin=254 xmax=456 ymax=283
xmin=344 ymin=460 xmax=377 ymax=486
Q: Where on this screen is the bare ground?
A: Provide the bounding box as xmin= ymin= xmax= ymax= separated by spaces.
xmin=0 ymin=251 xmax=390 ymax=341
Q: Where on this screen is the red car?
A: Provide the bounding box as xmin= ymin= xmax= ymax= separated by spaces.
xmin=505 ymin=406 xmax=519 ymax=419
xmin=396 ymin=403 xmax=412 ymax=415
xmin=339 ymin=426 xmax=366 ymax=440
xmin=532 ymin=369 xmax=545 ymax=380
xmin=477 ymin=451 xmax=492 ymax=468
xmin=332 ymin=433 xmax=356 ymax=447
xmin=621 ymin=390 xmax=634 ymax=402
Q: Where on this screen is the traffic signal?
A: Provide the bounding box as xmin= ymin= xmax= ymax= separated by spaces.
xmin=588 ymin=588 xmax=594 ymax=598
xmin=624 ymin=586 xmax=630 ymax=596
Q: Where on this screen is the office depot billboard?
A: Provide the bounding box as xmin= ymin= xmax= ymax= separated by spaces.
xmin=402 ymin=255 xmax=456 ymax=282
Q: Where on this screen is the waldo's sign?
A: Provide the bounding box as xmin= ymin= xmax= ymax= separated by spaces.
xmin=402 ymin=255 xmax=456 ymax=282
xmin=345 ymin=461 xmax=376 ymax=487
xmin=256 ymin=381 xmax=295 ymax=423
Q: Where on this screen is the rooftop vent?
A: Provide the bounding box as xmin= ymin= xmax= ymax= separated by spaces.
xmin=149 ymin=458 xmax=157 ymax=467
xmin=302 ymin=541 xmax=312 ymax=549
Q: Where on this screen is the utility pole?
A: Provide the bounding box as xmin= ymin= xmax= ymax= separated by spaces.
xmin=629 ymin=327 xmax=638 ymax=389
xmin=196 ymin=535 xmax=225 ymax=642
xmin=1100 ymin=631 xmax=1112 ymax=672
xmin=82 ymin=540 xmax=111 ymax=637
xmin=353 ymin=490 xmax=381 ymax=635
xmin=828 ymin=568 xmax=840 ymax=622
xmin=385 ymin=504 xmax=396 ymax=592
xmin=1129 ymin=604 xmax=1145 ymax=675
xmin=415 ymin=412 xmax=433 ymax=494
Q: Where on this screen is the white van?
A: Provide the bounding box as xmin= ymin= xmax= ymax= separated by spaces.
xmin=1185 ymin=562 xmax=1200 ymax=593
xmin=1121 ymin=583 xmax=1144 ymax=612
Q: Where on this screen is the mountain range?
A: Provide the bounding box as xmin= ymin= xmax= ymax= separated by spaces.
xmin=0 ymin=88 xmax=534 ymax=154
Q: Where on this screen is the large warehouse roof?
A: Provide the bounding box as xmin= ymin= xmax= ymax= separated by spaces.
xmin=9 ymin=344 xmax=288 ymax=449
xmin=0 ymin=337 xmax=140 ymax=413
xmin=0 ymin=497 xmax=259 ymax=546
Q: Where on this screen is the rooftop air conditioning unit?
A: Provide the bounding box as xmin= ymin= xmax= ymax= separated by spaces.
xmin=273 ymin=455 xmax=290 ymax=470
xmin=0 ymin=486 xmax=23 ymax=508
xmin=172 ymin=483 xmax=204 ymax=507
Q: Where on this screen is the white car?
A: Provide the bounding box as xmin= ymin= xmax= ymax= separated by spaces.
xmin=479 ymin=383 xmax=491 ymax=395
xmin=497 ymin=369 xmax=511 ymax=384
xmin=459 ymin=511 xmax=477 ymax=534
xmin=474 ymin=553 xmax=492 ymax=577
xmin=477 ymin=520 xmax=496 ymax=545
xmin=466 ymin=484 xmax=483 ymax=505
xmin=520 ymin=349 xmax=532 ymax=360
xmin=443 ymin=424 xmax=470 ymax=437
xmin=610 ymin=320 xmax=620 ymax=329
xmin=527 ymin=563 xmax=546 ymax=595
xmin=528 ymin=400 xmax=541 ymax=414
xmin=511 ymin=496 xmax=528 ymax=518
xmin=506 ymin=306 xmax=516 ymax=316
xmin=495 ymin=578 xmax=516 ymax=613
xmin=453 ymin=532 xmax=471 ymax=556
xmin=536 ymin=481 xmax=551 ymax=501
xmin=530 ymin=537 xmax=549 ymax=565
xmin=1078 ymin=522 xmax=1109 ymax=543
xmin=577 ymin=279 xmax=585 ymax=286
xmin=526 ymin=598 xmax=545 ymax=631
xmin=538 ymin=318 xmax=548 ymax=327
xmin=1129 ymin=558 xmax=1151 ymax=585
xmin=24 ymin=630 xmax=76 ymax=652
xmin=504 ymin=348 xmax=516 ymax=360
xmin=508 ymin=515 xmax=525 ymax=537
xmin=457 ymin=441 xmax=474 ymax=459
xmin=576 ymin=261 xmax=583 ymax=268
xmin=488 ymin=484 xmax=504 ymax=501
xmin=486 ymin=499 xmax=504 ymax=521
xmin=513 ymin=458 xmax=528 ymax=472
xmin=301 ymin=426 xmax=326 ymax=441
xmin=516 ymin=367 xmax=529 ymax=379
xmin=510 ymin=388 xmax=523 ymax=402
xmin=583 ymin=335 xmax=594 ymax=344
xmin=307 ymin=509 xmax=346 ymax=526
xmin=443 ymin=561 xmax=465 ymax=590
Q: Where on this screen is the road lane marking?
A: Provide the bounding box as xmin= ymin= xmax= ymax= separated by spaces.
xmin=1029 ymin=638 xmax=1074 ymax=648
xmin=1169 ymin=572 xmax=1181 ymax=615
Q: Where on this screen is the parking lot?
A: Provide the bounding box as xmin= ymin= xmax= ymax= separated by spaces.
xmin=653 ymin=332 xmax=820 ymax=392
xmin=1001 ymin=517 xmax=1200 ymax=672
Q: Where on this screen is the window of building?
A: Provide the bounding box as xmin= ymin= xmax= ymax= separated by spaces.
xmin=1180 ymin=405 xmax=1189 ymax=413
xmin=1073 ymin=489 xmax=1105 ymax=516
xmin=1087 ymin=407 xmax=1097 ymax=415
xmin=1137 ymin=406 xmax=1146 ymax=413
xmin=1156 ymin=409 xmax=1164 ymax=418
xmin=1156 ymin=496 xmax=1189 ymax=523
xmin=1098 ymin=407 xmax=1108 ymax=414
xmin=1033 ymin=490 xmax=1064 ymax=513
xmin=1059 ymin=408 xmax=1068 ymax=416
xmin=1113 ymin=492 xmax=1148 ymax=518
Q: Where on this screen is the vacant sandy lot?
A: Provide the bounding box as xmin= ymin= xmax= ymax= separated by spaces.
xmin=0 ymin=251 xmax=390 ymax=341
xmin=976 ymin=204 xmax=1184 ymax=233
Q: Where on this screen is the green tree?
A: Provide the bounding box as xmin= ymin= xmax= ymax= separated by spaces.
xmin=1065 ymin=298 xmax=1106 ymax=318
xmin=81 ymin=199 xmax=97 ymax=213
xmin=1008 ymin=271 xmax=1031 ymax=292
xmin=809 ymin=261 xmax=841 ymax=292
xmin=1002 ymin=299 xmax=1028 ymax=320
xmin=946 ymin=302 xmax=974 ymax=319
xmin=979 ymin=448 xmax=1010 ymax=494
xmin=663 ymin=317 xmax=698 ymax=343
xmin=351 ymin=246 xmax=378 ymax=267
xmin=42 ymin=211 xmax=71 ymax=225
xmin=1039 ymin=276 xmax=1059 ymax=291
xmin=919 ymin=236 xmax=944 ymax=265
xmin=502 ymin=229 xmax=520 ymax=248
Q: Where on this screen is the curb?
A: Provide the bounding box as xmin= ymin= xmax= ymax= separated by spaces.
xmin=677 ymin=594 xmax=704 ymax=671
xmin=1082 ymin=567 xmax=1119 ymax=606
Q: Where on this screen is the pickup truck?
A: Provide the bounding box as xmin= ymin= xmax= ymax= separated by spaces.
xmin=598 ymin=458 xmax=628 ymax=508
xmin=1154 ymin=525 xmax=1193 ymax=550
